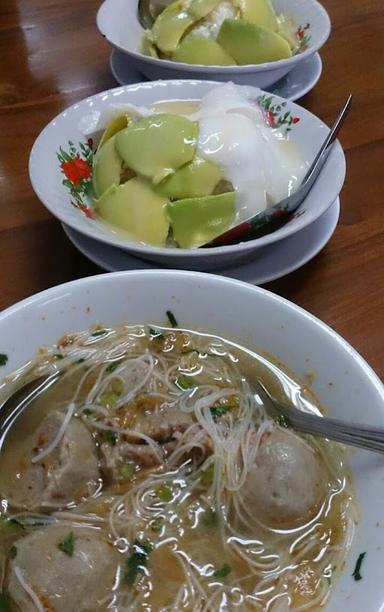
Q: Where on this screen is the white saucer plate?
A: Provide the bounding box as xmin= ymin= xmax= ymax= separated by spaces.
xmin=110 ymin=49 xmax=322 ymax=102
xmin=63 ymin=198 xmax=339 ymax=285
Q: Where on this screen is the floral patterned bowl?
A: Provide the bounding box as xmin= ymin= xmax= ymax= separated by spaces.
xmin=29 ymin=80 xmax=345 ymax=271
xmin=97 ymin=0 xmax=331 ymax=88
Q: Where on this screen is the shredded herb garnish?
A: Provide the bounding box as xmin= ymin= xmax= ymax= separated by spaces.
xmin=0 ymin=354 xmax=8 ymax=367
xmin=58 ymin=532 xmax=75 ymax=557
xmin=166 ymin=310 xmax=178 ymax=328
xmin=105 ymin=360 xmax=124 ymax=374
xmin=91 ymin=329 xmax=108 ymax=337
xmin=119 ymin=463 xmax=135 ymax=480
xmin=213 ymin=563 xmax=232 ymax=579
xmin=200 ymin=464 xmax=215 ymax=487
xmin=82 ymin=408 xmax=94 ymax=416
xmin=125 ymin=540 xmax=152 ymax=586
xmin=175 ymin=375 xmax=195 ymax=391
xmin=7 ymin=546 xmax=17 ymax=559
xmin=156 ymin=484 xmax=173 ymax=502
xmin=352 ymin=552 xmax=366 ymax=581
xmin=274 ymin=414 xmax=291 ymax=428
xmin=0 ymin=593 xmax=11 ymax=612
xmin=210 ymin=405 xmax=231 ymax=420
xmin=104 ymin=430 xmax=118 ymax=446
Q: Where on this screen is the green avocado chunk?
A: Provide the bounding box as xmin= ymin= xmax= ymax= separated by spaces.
xmin=237 ymin=0 xmax=279 ymax=32
xmin=167 ymin=192 xmax=235 ymax=248
xmin=95 ymin=178 xmax=169 ymax=246
xmin=115 ymin=113 xmax=198 ymax=184
xmin=151 ymin=1 xmax=194 ymax=54
xmin=173 ymin=35 xmax=236 ymax=65
xmin=188 ymin=0 xmax=222 ymax=19
xmin=157 ymin=157 xmax=222 ymax=199
xmin=217 ymin=19 xmax=292 ymax=64
xmin=92 ymin=136 xmax=122 ymax=199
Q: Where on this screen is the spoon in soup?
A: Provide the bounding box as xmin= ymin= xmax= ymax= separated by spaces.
xmin=1 ymin=370 xmax=384 ymax=455
xmin=256 ymin=380 xmax=384 ymax=454
xmin=201 ymin=95 xmax=352 ymax=248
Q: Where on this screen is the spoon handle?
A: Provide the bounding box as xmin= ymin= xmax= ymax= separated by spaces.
xmin=202 ymin=95 xmax=352 ymax=248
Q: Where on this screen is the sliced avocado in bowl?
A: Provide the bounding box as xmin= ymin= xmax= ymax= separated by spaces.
xmin=115 ymin=113 xmax=198 ymax=184
xmin=95 ymin=178 xmax=169 ymax=247
xmin=217 ymin=19 xmax=292 ymax=64
xmin=172 ymin=35 xmax=236 ymax=65
xmin=167 ymin=192 xmax=236 ymax=248
xmin=157 ymin=157 xmax=222 ymax=199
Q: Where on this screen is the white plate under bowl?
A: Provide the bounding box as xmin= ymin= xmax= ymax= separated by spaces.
xmin=0 ymin=271 xmax=383 ymax=611
xmin=62 ymin=198 xmax=340 ymax=284
xmin=29 ymin=80 xmax=346 ymax=271
xmin=110 ymin=49 xmax=323 ymax=102
xmin=97 ymin=0 xmax=330 ymax=88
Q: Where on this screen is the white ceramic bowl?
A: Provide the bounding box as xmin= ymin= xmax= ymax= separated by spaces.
xmin=29 ymin=80 xmax=345 ymax=271
xmin=97 ymin=0 xmax=331 ymax=88
xmin=0 ymin=270 xmax=383 ymax=611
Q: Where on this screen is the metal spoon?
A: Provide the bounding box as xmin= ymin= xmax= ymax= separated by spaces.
xmin=1 ymin=371 xmax=384 ymax=455
xmin=256 ymin=380 xmax=384 ymax=454
xmin=137 ymin=0 xmax=171 ymax=29
xmin=201 ymin=95 xmax=352 ymax=248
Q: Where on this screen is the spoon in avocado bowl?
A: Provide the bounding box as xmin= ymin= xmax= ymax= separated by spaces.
xmin=2 ymin=366 xmax=384 ymax=454
xmin=138 ymin=0 xmax=171 ymax=29
xmin=201 ymin=95 xmax=352 ymax=248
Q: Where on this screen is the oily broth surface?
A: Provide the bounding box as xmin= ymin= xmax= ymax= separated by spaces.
xmin=0 ymin=325 xmax=355 ymax=611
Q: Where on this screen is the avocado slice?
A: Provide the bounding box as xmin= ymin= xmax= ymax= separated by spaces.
xmin=237 ymin=0 xmax=278 ymax=32
xmin=115 ymin=113 xmax=198 ymax=184
xmin=157 ymin=157 xmax=222 ymax=199
xmin=167 ymin=192 xmax=235 ymax=248
xmin=151 ymin=1 xmax=194 ymax=54
xmin=188 ymin=0 xmax=222 ymax=19
xmin=95 ymin=178 xmax=169 ymax=246
xmin=172 ymin=35 xmax=236 ymax=65
xmin=92 ymin=136 xmax=122 ymax=199
xmin=217 ymin=19 xmax=292 ymax=64
xmin=98 ymin=115 xmax=130 ymax=150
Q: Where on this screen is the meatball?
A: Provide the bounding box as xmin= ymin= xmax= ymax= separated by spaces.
xmin=6 ymin=525 xmax=119 ymax=612
xmin=1 ymin=411 xmax=100 ymax=510
xmin=240 ymin=428 xmax=326 ymax=526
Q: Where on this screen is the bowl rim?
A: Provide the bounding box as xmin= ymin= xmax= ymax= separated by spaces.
xmin=29 ymin=79 xmax=345 ymax=259
xmin=1 ymin=270 xmax=383 ymax=402
xmin=96 ymin=0 xmax=331 ymax=73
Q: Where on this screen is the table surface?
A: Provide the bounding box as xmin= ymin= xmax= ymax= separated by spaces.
xmin=0 ymin=0 xmax=383 ymax=378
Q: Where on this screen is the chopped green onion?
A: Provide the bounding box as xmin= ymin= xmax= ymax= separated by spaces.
xmin=148 ymin=327 xmax=165 ymax=340
xmin=125 ymin=540 xmax=152 ymax=586
xmin=104 ymin=430 xmax=118 ymax=446
xmin=210 ymin=404 xmax=232 ymax=420
xmin=91 ymin=329 xmax=108 ymax=337
xmin=7 ymin=545 xmax=17 ymax=559
xmin=100 ymin=391 xmax=120 ymax=407
xmin=175 ymin=375 xmax=195 ymax=391
xmin=119 ymin=463 xmax=135 ymax=480
xmin=200 ymin=464 xmax=214 ymax=487
xmin=0 ymin=354 xmax=8 ymax=367
xmin=0 ymin=593 xmax=11 ymax=612
xmin=105 ymin=360 xmax=124 ymax=374
xmin=156 ymin=484 xmax=173 ymax=502
xmin=57 ymin=532 xmax=75 ymax=557
xmin=274 ymin=414 xmax=291 ymax=428
xmin=352 ymin=552 xmax=366 ymax=581
xmin=166 ymin=310 xmax=178 ymax=327
xmin=213 ymin=563 xmax=232 ymax=579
